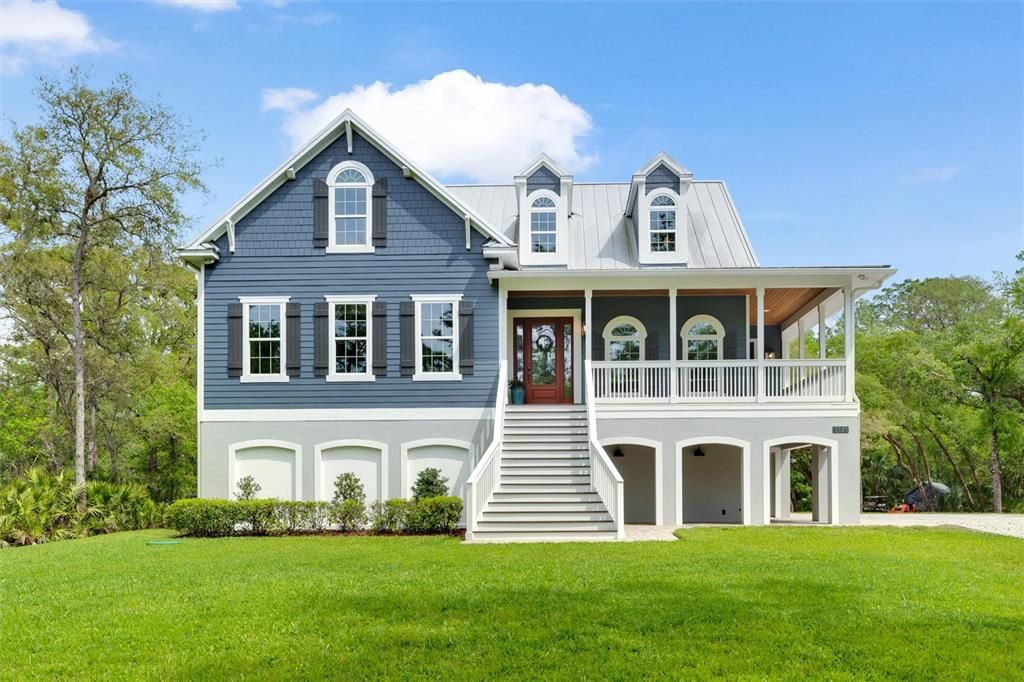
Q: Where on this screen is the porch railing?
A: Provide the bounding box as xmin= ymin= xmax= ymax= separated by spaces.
xmin=464 ymin=360 xmax=507 ymax=537
xmin=590 ymin=359 xmax=847 ymax=403
xmin=585 ymin=360 xmax=625 ymax=539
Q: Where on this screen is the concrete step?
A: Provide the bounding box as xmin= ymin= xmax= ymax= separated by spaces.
xmin=503 ymin=434 xmax=589 ymax=444
xmin=501 ymin=452 xmax=591 ymax=461
xmin=481 ymin=512 xmax=613 ymax=522
xmin=502 ymin=459 xmax=591 ymax=469
xmin=505 ymin=405 xmax=587 ymax=413
xmin=497 ymin=483 xmax=595 ymax=494
xmin=502 ymin=442 xmax=590 ymax=452
xmin=503 ymin=426 xmax=590 ymax=436
xmin=474 ymin=522 xmax=617 ymax=532
xmin=500 ymin=475 xmax=591 ymax=485
xmin=485 ymin=501 xmax=608 ymax=512
xmin=490 ymin=492 xmax=601 ymax=503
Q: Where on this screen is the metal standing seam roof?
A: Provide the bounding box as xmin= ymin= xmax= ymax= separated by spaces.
xmin=448 ymin=181 xmax=760 ymax=270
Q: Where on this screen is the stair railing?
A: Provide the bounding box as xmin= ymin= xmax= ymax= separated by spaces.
xmin=464 ymin=360 xmax=507 ymax=539
xmin=585 ymin=360 xmax=626 ymax=539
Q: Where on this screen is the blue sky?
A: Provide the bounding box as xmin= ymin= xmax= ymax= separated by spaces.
xmin=1 ymin=0 xmax=1021 ymax=283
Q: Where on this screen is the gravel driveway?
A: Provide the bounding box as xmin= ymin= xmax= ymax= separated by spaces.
xmin=858 ymin=513 xmax=1024 ymax=539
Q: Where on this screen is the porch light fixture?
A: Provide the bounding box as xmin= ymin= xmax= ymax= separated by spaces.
xmin=693 ymin=446 xmax=706 ymax=457
xmin=764 ymin=350 xmax=776 ymax=359
xmin=613 ymin=447 xmax=625 ymax=458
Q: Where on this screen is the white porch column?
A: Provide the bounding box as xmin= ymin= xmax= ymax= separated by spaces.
xmin=797 ymin=317 xmax=807 ymax=359
xmin=756 ymin=286 xmax=765 ymax=402
xmin=844 ymin=286 xmax=855 ymax=401
xmin=498 ymin=280 xmax=508 ymax=364
xmin=773 ymin=448 xmax=791 ymax=520
xmin=817 ymin=302 xmax=827 ymax=360
xmin=584 ymin=288 xmax=592 ymax=363
xmin=669 ymin=289 xmax=677 ymax=399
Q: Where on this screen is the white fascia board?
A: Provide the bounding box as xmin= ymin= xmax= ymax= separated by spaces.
xmin=181 ymin=109 xmax=513 ymax=252
xmin=634 ymin=151 xmax=693 ymax=179
xmin=514 ymin=153 xmax=571 ymax=181
xmin=487 ymin=267 xmax=897 ymax=291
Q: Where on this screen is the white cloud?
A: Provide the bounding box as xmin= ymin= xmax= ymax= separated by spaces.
xmin=901 ymin=165 xmax=957 ymax=183
xmin=0 ymin=0 xmax=116 ymax=73
xmin=262 ymin=70 xmax=596 ymax=182
xmin=261 ymin=87 xmax=318 ymax=112
xmin=152 ymin=0 xmax=240 ymax=12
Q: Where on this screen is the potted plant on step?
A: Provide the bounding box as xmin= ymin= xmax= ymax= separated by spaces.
xmin=509 ymin=379 xmax=525 ymax=405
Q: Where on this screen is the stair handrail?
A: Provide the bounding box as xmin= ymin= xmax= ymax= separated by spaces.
xmin=464 ymin=359 xmax=507 ymax=538
xmin=585 ymin=359 xmax=625 ymax=539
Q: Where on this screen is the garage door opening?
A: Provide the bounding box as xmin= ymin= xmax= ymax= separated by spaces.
xmin=606 ymin=442 xmax=657 ymax=524
xmin=681 ymin=442 xmax=743 ymax=524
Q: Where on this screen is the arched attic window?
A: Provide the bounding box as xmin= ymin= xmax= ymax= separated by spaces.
xmin=327 ymin=161 xmax=374 ymax=252
xmin=529 ymin=194 xmax=558 ymax=253
xmin=681 ymin=315 xmax=724 ymax=361
xmin=649 ymin=193 xmax=677 ymax=253
xmin=603 ymin=316 xmax=648 ymax=361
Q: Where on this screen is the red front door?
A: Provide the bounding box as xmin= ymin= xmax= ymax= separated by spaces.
xmin=517 ymin=317 xmax=573 ymax=404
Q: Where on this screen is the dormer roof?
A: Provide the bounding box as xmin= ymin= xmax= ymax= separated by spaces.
xmin=514 ymin=153 xmax=572 ymax=181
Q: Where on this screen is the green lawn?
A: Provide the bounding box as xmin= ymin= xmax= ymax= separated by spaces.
xmin=2 ymin=527 xmax=1022 ymax=680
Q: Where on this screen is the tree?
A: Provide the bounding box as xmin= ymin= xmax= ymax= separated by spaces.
xmin=411 ymin=468 xmax=449 ymax=500
xmin=0 ymin=69 xmax=206 ymax=504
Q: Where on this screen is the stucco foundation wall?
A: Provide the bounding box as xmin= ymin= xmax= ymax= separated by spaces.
xmin=596 ymin=413 xmax=860 ymax=525
xmin=200 ymin=417 xmax=492 ymax=501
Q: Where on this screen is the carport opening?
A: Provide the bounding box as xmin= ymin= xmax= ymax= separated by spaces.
xmin=770 ymin=443 xmax=833 ymax=524
xmin=681 ymin=443 xmax=743 ymax=524
xmin=606 ymin=443 xmax=656 ymax=524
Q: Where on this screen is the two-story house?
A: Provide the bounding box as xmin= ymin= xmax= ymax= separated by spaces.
xmin=178 ymin=111 xmax=894 ymax=540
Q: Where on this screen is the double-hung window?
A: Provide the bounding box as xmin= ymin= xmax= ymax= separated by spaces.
xmin=241 ymin=297 xmax=289 ymax=382
xmin=327 ymin=295 xmax=375 ymax=382
xmin=649 ymin=194 xmax=677 ymax=253
xmin=327 ymin=161 xmax=374 ymax=253
xmin=413 ymin=294 xmax=461 ymax=381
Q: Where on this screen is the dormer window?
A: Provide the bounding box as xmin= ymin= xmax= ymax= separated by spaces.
xmin=327 ymin=161 xmax=374 ymax=253
xmin=530 ymin=195 xmax=558 ymax=253
xmin=649 ymin=194 xmax=677 ymax=253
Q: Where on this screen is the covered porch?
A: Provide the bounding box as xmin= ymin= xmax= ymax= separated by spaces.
xmin=493 ymin=268 xmax=884 ymax=406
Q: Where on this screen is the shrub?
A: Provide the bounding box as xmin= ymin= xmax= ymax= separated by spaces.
xmin=85 ymin=480 xmax=162 ymax=533
xmin=235 ymin=475 xmax=261 ymax=501
xmin=164 ymin=499 xmax=239 ymax=537
xmin=236 ymin=499 xmax=280 ymax=535
xmin=368 ymin=498 xmax=408 ymax=533
xmin=411 ymin=468 xmax=449 ymax=500
xmin=277 ymin=501 xmax=332 ymax=533
xmin=330 ymin=498 xmax=366 ymax=532
xmin=332 ymin=473 xmax=365 ymax=504
xmin=406 ymin=496 xmax=463 ymax=534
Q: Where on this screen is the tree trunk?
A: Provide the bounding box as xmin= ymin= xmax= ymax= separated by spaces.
xmin=926 ymin=426 xmax=976 ymax=511
xmin=910 ymin=431 xmax=935 ymax=511
xmin=990 ymin=427 xmax=1003 ymax=513
xmin=71 ymin=235 xmax=87 ymax=508
xmin=87 ymin=402 xmax=98 ymax=473
xmin=885 ymin=434 xmax=922 ymax=506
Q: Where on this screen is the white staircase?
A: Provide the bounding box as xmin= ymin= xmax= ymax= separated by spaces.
xmin=471 ymin=404 xmax=618 ymax=540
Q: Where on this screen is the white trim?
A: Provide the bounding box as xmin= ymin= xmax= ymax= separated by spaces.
xmin=506 ymin=308 xmax=583 ymax=404
xmin=313 ymin=439 xmax=389 ymax=503
xmin=228 ymin=439 xmax=303 ymax=501
xmin=400 ymin=438 xmax=473 ymax=498
xmin=599 ymin=437 xmax=664 ymax=525
xmin=602 ymin=315 xmax=648 ymax=361
xmin=596 ymin=405 xmax=859 ymax=419
xmin=197 ymin=264 xmax=204 ymax=497
xmin=326 ymin=160 xmax=375 ymax=254
xmin=762 ymin=435 xmax=840 ymax=526
xmin=240 ymin=298 xmax=290 ymax=383
xmin=634 ymin=151 xmax=693 ymax=179
xmin=325 ymin=294 xmax=376 ymax=383
xmin=675 ymin=436 xmax=752 ymax=526
xmin=520 ymin=188 xmax=567 ymax=266
xmin=181 ymin=109 xmax=513 ymax=255
xmin=639 ymin=186 xmax=687 ymax=265
xmin=680 ymin=314 xmax=725 ymax=361
xmin=412 ymin=295 xmax=461 ymax=382
xmin=202 ymin=407 xmax=494 ymax=422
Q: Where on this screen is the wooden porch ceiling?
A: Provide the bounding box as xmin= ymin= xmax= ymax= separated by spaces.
xmin=510 ymin=288 xmax=836 ymax=326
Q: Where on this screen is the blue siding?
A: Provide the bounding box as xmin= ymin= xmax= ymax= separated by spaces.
xmin=646 ymin=163 xmax=678 ymax=193
xmin=678 ymin=296 xmax=747 ymax=360
xmin=592 ymin=296 xmax=669 ymax=361
xmin=204 ymin=131 xmax=498 ymax=409
xmin=526 ymin=166 xmax=560 ymax=196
